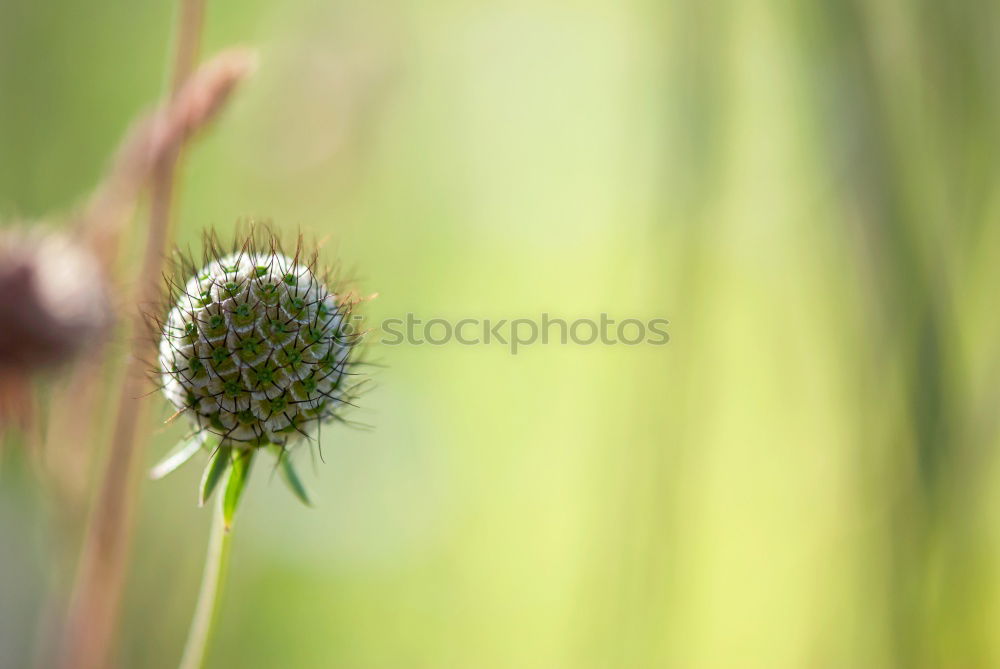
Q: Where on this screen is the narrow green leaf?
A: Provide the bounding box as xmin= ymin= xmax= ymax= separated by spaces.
xmin=199 ymin=444 xmax=232 ymax=507
xmin=150 ymin=433 xmax=212 ymax=480
xmin=269 ymin=445 xmax=312 ymax=507
xmin=222 ymin=450 xmax=255 ymax=530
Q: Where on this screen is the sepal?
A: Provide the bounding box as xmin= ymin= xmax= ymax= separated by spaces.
xmin=199 ymin=444 xmax=232 ymax=506
xmin=150 ymin=432 xmax=214 ymax=480
xmin=268 ymin=444 xmax=312 ymax=507
xmin=222 ymin=449 xmax=254 ymax=530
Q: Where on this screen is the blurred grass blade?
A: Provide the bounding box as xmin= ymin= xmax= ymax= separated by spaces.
xmin=223 ymin=450 xmax=254 ymax=530
xmin=199 ymin=444 xmax=232 ymax=507
xmin=150 ymin=433 xmax=211 ymax=480
xmin=269 ymin=444 xmax=312 ymax=507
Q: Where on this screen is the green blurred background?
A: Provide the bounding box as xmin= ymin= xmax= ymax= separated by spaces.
xmin=3 ymin=0 xmax=1000 ymax=667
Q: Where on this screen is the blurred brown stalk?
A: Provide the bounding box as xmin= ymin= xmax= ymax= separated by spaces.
xmin=54 ymin=3 xmax=256 ymax=666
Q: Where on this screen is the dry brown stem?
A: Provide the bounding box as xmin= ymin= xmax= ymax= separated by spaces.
xmin=57 ymin=3 xmax=257 ymax=667
xmin=77 ymin=47 xmax=256 ymax=266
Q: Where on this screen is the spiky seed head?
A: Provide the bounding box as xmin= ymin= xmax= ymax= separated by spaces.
xmin=158 ymin=231 xmax=360 ymax=450
xmin=0 ymin=226 xmax=111 ymax=374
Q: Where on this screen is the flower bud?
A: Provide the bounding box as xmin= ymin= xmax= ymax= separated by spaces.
xmin=158 ymin=237 xmax=360 ymax=449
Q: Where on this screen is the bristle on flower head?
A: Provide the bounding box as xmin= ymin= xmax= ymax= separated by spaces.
xmin=157 ymin=224 xmax=364 ymax=451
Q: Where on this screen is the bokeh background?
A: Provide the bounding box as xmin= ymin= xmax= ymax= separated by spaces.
xmin=3 ymin=0 xmax=1000 ymax=667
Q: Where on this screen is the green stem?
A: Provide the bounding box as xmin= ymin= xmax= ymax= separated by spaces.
xmin=179 ymin=495 xmax=233 ymax=669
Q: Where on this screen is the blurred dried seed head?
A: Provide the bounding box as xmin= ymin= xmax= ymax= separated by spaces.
xmin=0 ymin=227 xmax=111 ymax=374
xmin=78 ymin=48 xmax=257 ymax=265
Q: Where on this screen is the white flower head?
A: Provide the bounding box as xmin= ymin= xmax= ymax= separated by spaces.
xmin=158 ymin=226 xmax=364 ymax=452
